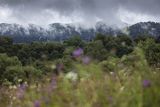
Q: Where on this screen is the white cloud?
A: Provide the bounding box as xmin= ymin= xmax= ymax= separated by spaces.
xmin=0 ymin=4 xmax=160 ymax=27
xmin=117 ymin=7 xmax=160 ymax=25
xmin=0 ymin=6 xmax=85 ymax=26
xmin=0 ymin=6 xmax=12 ymax=22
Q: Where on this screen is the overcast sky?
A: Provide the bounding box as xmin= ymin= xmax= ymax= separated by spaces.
xmin=0 ymin=0 xmax=160 ymax=26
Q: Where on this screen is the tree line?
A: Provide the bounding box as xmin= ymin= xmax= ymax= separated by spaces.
xmin=0 ymin=34 xmax=159 ymax=85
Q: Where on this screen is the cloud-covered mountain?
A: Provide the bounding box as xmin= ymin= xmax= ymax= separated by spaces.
xmin=0 ymin=22 xmax=160 ymax=43
xmin=0 ymin=22 xmax=121 ymax=43
xmin=128 ymin=22 xmax=160 ymax=38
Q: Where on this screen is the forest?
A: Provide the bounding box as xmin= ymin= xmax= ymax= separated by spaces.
xmin=0 ymin=34 xmax=160 ymax=107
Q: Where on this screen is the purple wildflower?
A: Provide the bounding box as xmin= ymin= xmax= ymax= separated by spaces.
xmin=16 ymin=83 xmax=27 ymax=100
xmin=82 ymin=56 xmax=91 ymax=65
xmin=34 ymin=100 xmax=41 ymax=107
xmin=108 ymin=96 xmax=113 ymax=103
xmin=72 ymin=48 xmax=84 ymax=57
xmin=19 ymin=83 xmax=27 ymax=91
xmin=16 ymin=89 xmax=25 ymax=100
xmin=143 ymin=80 xmax=151 ymax=88
xmin=50 ymin=76 xmax=57 ymax=90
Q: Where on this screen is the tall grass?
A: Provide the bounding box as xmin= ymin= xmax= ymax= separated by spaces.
xmin=0 ymin=47 xmax=160 ymax=107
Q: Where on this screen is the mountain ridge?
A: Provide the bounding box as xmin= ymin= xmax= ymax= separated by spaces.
xmin=0 ymin=21 xmax=160 ymax=43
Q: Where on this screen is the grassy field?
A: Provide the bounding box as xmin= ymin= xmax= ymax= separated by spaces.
xmin=0 ymin=47 xmax=160 ymax=107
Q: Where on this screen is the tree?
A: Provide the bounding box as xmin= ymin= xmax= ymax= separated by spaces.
xmin=116 ymin=35 xmax=133 ymax=46
xmin=103 ymin=36 xmax=117 ymax=51
xmin=64 ymin=36 xmax=85 ymax=47
xmin=85 ymin=40 xmax=109 ymax=61
xmin=145 ymin=43 xmax=160 ymax=67
xmin=0 ymin=54 xmax=22 ymax=83
xmin=4 ymin=66 xmax=24 ymax=84
xmin=134 ymin=35 xmax=155 ymax=44
xmin=138 ymin=39 xmax=160 ymax=67
xmin=0 ymin=36 xmax=13 ymax=46
xmin=94 ymin=33 xmax=106 ymax=45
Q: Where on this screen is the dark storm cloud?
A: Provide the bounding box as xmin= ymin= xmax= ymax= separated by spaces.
xmin=0 ymin=0 xmax=160 ymax=25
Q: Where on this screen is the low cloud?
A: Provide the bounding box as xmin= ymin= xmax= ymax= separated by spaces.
xmin=0 ymin=0 xmax=160 ymax=26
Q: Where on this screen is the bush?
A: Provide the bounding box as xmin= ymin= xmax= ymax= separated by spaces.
xmin=4 ymin=66 xmax=24 ymax=84
xmin=23 ymin=66 xmax=43 ymax=81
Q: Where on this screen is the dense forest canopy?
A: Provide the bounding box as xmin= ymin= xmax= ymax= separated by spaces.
xmin=0 ymin=34 xmax=159 ymax=84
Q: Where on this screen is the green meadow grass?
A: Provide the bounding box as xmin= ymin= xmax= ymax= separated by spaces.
xmin=0 ymin=48 xmax=160 ymax=107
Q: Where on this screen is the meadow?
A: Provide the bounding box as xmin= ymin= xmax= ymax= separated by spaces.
xmin=0 ymin=34 xmax=160 ymax=107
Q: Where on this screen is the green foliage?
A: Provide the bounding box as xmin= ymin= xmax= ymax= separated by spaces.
xmin=100 ymin=57 xmax=119 ymax=72
xmin=0 ymin=54 xmax=43 ymax=84
xmin=94 ymin=33 xmax=106 ymax=45
xmin=116 ymin=35 xmax=133 ymax=46
xmin=55 ymin=57 xmax=73 ymax=73
xmin=64 ymin=36 xmax=85 ymax=47
xmin=93 ymin=34 xmax=134 ymax=58
xmin=23 ymin=66 xmax=43 ymax=79
xmin=0 ymin=36 xmax=13 ymax=46
xmin=1 ymin=47 xmax=159 ymax=107
xmin=134 ymin=35 xmax=155 ymax=44
xmin=145 ymin=43 xmax=160 ymax=67
xmin=0 ymin=54 xmax=21 ymax=83
xmin=103 ymin=36 xmax=117 ymax=51
xmin=0 ymin=54 xmax=21 ymax=74
xmin=0 ymin=31 xmax=160 ymax=107
xmin=4 ymin=66 xmax=24 ymax=84
xmin=85 ymin=40 xmax=109 ymax=60
xmin=138 ymin=39 xmax=160 ymax=67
